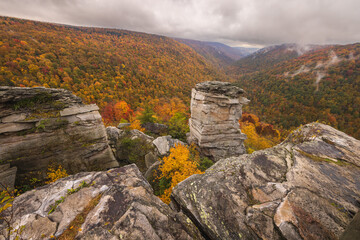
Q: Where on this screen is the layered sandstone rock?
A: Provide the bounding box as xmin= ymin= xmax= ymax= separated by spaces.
xmin=188 ymin=81 xmax=249 ymax=161
xmin=172 ymin=123 xmax=360 ymax=239
xmin=0 ymin=165 xmax=204 ymax=240
xmin=0 ymin=87 xmax=118 ymax=184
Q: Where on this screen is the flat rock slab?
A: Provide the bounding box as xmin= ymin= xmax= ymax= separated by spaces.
xmin=60 ymin=104 xmax=99 ymax=117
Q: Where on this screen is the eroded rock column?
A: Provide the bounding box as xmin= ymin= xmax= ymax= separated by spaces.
xmin=188 ymin=81 xmax=248 ymax=161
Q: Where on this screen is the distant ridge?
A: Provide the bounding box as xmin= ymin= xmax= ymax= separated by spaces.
xmin=229 ymin=43 xmax=326 ymax=74
xmin=175 ymin=38 xmax=258 ymax=69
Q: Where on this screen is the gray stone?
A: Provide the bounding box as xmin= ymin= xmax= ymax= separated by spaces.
xmin=0 ymin=165 xmax=204 ymax=240
xmin=172 ymin=123 xmax=360 ymax=240
xmin=153 ymin=135 xmax=185 ymax=156
xmin=144 ymin=161 xmax=161 ymax=182
xmin=117 ymin=122 xmax=131 ymax=129
xmin=188 ymin=81 xmax=248 ymax=161
xmin=106 ymin=126 xmax=123 ymax=146
xmin=130 ymin=129 xmax=154 ymax=143
xmin=1 ymin=113 xmax=27 ymax=123
xmin=141 ymin=122 xmax=168 ymax=135
xmin=22 ymin=216 xmax=57 ymax=240
xmin=194 ymin=81 xmax=244 ymax=98
xmin=0 ymin=164 xmax=17 ymax=190
xmin=145 ymin=152 xmax=158 ymax=169
xmin=0 ymin=122 xmax=34 ymax=134
xmin=0 ymin=87 xmax=118 ymax=183
xmin=60 ymin=104 xmax=99 ymax=117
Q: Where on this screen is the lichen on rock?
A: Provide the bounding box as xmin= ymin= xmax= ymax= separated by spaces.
xmin=172 ymin=123 xmax=360 ymax=239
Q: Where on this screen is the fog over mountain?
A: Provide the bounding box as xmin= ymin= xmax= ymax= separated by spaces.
xmin=0 ymin=0 xmax=359 ymax=47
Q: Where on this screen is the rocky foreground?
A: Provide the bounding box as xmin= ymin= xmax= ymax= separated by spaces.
xmin=1 ymin=122 xmax=359 ymax=239
xmin=173 ymin=123 xmax=360 ymax=239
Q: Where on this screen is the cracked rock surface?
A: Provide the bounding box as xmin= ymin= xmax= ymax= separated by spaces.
xmin=172 ymin=123 xmax=360 ymax=240
xmin=0 ymin=164 xmax=204 ymax=240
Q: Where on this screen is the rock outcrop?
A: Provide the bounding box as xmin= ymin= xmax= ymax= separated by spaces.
xmin=172 ymin=123 xmax=360 ymax=240
xmin=188 ymin=81 xmax=248 ymax=161
xmin=0 ymin=165 xmax=204 ymax=240
xmin=106 ymin=127 xmax=155 ymax=173
xmin=106 ymin=127 xmax=185 ymax=176
xmin=0 ymin=87 xmax=118 ymax=184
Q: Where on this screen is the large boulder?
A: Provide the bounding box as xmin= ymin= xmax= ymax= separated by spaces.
xmin=0 ymin=165 xmax=204 ymax=240
xmin=0 ymin=87 xmax=118 ymax=184
xmin=153 ymin=135 xmax=185 ymax=156
xmin=188 ymin=81 xmax=249 ymax=161
xmin=172 ymin=123 xmax=360 ymax=240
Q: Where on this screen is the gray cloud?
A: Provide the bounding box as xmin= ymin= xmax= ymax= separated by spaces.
xmin=0 ymin=0 xmax=359 ymax=47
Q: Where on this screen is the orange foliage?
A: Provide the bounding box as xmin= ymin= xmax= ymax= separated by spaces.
xmin=152 ymin=97 xmax=188 ymax=122
xmin=158 ymin=144 xmax=203 ymax=204
xmin=0 ymin=16 xmax=224 ymax=122
xmin=129 ymin=119 xmax=145 ymax=132
xmin=240 ymin=113 xmax=281 ymax=153
xmin=114 ymin=101 xmax=132 ymax=122
xmin=46 ymin=165 xmax=69 ymax=184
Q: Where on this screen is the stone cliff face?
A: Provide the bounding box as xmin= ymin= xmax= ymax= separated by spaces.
xmin=188 ymin=81 xmax=248 ymax=161
xmin=172 ymin=123 xmax=360 ymax=239
xmin=0 ymin=87 xmax=118 ymax=184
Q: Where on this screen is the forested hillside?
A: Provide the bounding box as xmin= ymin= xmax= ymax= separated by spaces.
xmin=175 ymin=38 xmax=257 ymax=69
xmin=234 ymin=43 xmax=360 ymax=139
xmin=228 ymin=43 xmax=325 ymax=75
xmin=0 ymin=17 xmax=227 ymax=120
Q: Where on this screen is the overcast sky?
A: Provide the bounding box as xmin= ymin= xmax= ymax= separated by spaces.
xmin=0 ymin=0 xmax=359 ymax=47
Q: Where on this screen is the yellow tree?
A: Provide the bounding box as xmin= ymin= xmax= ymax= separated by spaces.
xmin=158 ymin=144 xmax=203 ymax=204
xmin=114 ymin=100 xmax=131 ymax=122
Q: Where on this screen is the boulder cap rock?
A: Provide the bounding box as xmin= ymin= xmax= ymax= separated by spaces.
xmin=195 ymin=81 xmax=244 ymax=98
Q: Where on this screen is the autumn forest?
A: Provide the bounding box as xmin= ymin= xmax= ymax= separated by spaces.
xmin=1 ymin=16 xmax=360 ymax=143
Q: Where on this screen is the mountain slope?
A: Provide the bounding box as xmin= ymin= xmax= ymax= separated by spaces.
xmin=0 ymin=16 xmax=227 ymax=110
xmin=235 ymin=43 xmax=360 ymax=139
xmin=175 ymin=38 xmax=257 ymax=69
xmin=229 ymin=43 xmax=325 ymax=75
